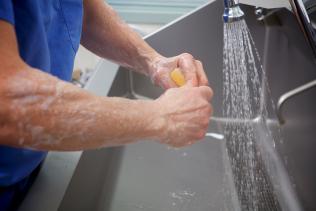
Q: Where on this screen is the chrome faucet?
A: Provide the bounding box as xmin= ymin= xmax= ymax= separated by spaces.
xmin=223 ymin=0 xmax=316 ymax=124
xmin=224 ymin=0 xmax=316 ymax=56
xmin=259 ymin=0 xmax=316 ymax=124
xmin=223 ymin=0 xmax=245 ymax=23
xmin=239 ymin=0 xmax=316 ymax=58
xmin=289 ymin=0 xmax=316 ymax=59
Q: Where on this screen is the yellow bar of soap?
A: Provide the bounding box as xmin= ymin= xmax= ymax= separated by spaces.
xmin=170 ymin=68 xmax=186 ymax=87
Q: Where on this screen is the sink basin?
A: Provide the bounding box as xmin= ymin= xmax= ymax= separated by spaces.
xmin=58 ymin=62 xmax=239 ymax=211
xmin=58 ymin=68 xmax=239 ymax=211
xmin=59 ymin=1 xmax=316 ymax=211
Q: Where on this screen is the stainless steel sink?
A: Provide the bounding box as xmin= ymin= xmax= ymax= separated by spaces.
xmin=58 ymin=69 xmax=239 ymax=211
xmin=59 ymin=1 xmax=316 ymax=211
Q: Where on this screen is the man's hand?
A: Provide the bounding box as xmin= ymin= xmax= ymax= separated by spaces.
xmin=149 ymin=53 xmax=209 ymax=89
xmin=152 ymin=84 xmax=213 ymax=147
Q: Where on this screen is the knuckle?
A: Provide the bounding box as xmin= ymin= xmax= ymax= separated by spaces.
xmin=209 ymin=87 xmax=214 ymax=98
xmin=181 ymin=53 xmax=194 ymax=60
xmin=204 ymin=86 xmax=212 ymax=93
xmin=206 ymin=104 xmax=212 ymax=114
xmin=201 ymin=117 xmax=210 ymax=127
xmin=203 ymin=106 xmax=212 ymax=119
xmin=208 ymin=104 xmax=213 ymax=115
xmin=201 ymin=102 xmax=209 ymax=110
xmin=196 ymin=60 xmax=203 ymax=66
xmin=201 ymin=87 xmax=213 ymax=99
xmin=196 ymin=98 xmax=206 ymax=106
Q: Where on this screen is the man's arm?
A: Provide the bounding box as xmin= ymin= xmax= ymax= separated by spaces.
xmin=81 ymin=0 xmax=209 ymax=88
xmin=0 ymin=20 xmax=161 ymax=151
xmin=81 ymin=0 xmax=158 ymax=75
xmin=0 ymin=20 xmax=212 ymax=150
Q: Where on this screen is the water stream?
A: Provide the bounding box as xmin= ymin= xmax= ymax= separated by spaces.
xmin=223 ymin=19 xmax=301 ymax=211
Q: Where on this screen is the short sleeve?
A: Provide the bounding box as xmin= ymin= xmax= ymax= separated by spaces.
xmin=0 ymin=1 xmax=15 ymax=25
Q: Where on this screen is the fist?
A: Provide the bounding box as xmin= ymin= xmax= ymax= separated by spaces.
xmin=154 ymin=85 xmax=213 ymax=147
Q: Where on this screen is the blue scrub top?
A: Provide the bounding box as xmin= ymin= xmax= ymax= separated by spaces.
xmin=0 ymin=0 xmax=83 ymax=186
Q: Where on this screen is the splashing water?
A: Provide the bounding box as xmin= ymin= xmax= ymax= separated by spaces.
xmin=223 ymin=19 xmax=281 ymax=211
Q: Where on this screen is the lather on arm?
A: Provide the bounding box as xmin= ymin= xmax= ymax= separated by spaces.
xmin=0 ymin=20 xmax=213 ymax=151
xmin=81 ymin=0 xmax=209 ymax=88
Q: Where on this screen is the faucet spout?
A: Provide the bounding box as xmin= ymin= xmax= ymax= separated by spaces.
xmin=223 ymin=0 xmax=245 ymax=23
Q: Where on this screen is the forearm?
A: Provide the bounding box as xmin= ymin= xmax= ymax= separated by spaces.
xmin=0 ymin=66 xmax=161 ymax=151
xmin=81 ymin=0 xmax=161 ymax=75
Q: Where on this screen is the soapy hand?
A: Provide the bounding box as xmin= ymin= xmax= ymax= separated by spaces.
xmin=149 ymin=53 xmax=209 ymax=89
xmin=153 ymin=84 xmax=213 ymax=147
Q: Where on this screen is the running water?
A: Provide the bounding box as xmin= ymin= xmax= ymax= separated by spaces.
xmin=223 ymin=20 xmax=281 ymax=211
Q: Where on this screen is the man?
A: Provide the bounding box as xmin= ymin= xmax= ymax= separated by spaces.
xmin=0 ymin=0 xmax=213 ymax=210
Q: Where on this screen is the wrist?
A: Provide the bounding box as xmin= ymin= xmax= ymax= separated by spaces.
xmin=141 ymin=51 xmax=164 ymax=77
xmin=142 ymin=100 xmax=166 ymax=140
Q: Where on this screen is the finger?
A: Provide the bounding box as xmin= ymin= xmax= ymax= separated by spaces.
xmin=198 ymin=86 xmax=214 ymax=101
xmin=178 ymin=54 xmax=198 ymax=86
xmin=195 ymin=60 xmax=209 ymax=86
